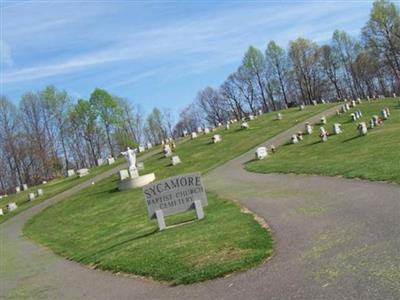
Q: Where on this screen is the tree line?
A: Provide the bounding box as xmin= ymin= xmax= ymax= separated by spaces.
xmin=174 ymin=0 xmax=399 ymax=134
xmin=0 ymin=0 xmax=398 ymax=193
xmin=0 ymin=87 xmax=174 ymax=192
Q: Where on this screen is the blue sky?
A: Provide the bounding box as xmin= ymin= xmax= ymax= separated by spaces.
xmin=1 ymin=0 xmax=374 ymax=116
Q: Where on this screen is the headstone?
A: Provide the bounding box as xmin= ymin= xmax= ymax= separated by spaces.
xmin=147 ymin=142 xmax=153 ymax=149
xmin=277 ymin=113 xmax=282 ymax=120
xmin=0 ymin=208 xmax=3 ymax=216
xmin=381 ymin=109 xmax=388 ymax=120
xmin=345 ymin=103 xmax=350 ymax=110
xmin=336 ymin=109 xmax=340 ymax=116
xmin=163 ymin=144 xmax=172 ymax=157
xmin=143 ymin=173 xmax=208 ymax=230
xmin=203 ymin=128 xmax=210 ymax=134
xmin=291 ymin=134 xmax=299 ymax=144
xmin=217 ymin=122 xmax=222 ymax=127
xmin=249 ymin=115 xmax=255 ymax=120
xmin=372 ymin=115 xmax=381 ymax=126
xmin=369 ymin=119 xmax=375 ymax=129
xmin=97 ymin=158 xmax=104 ymax=166
xmin=191 ymin=132 xmax=197 ymax=139
xmin=15 ymin=186 xmax=21 ymax=193
xmin=258 ymin=109 xmax=263 ymax=115
xmin=241 ymin=122 xmax=249 ymax=129
xmin=358 ymin=122 xmax=368 ymax=136
xmin=28 ymin=192 xmax=35 ymax=201
xmin=77 ymin=168 xmax=89 ymax=178
xmin=67 ymin=169 xmax=75 ymax=177
xmin=351 ymin=100 xmax=356 ymax=107
xmin=107 ymin=157 xmax=115 ymax=165
xmin=22 ymin=184 xmax=28 ymax=191
xmin=320 ymin=116 xmax=327 ymax=125
xmin=357 ymin=98 xmax=362 ymax=104
xmin=37 ymin=189 xmax=44 ymax=196
xmin=305 ymin=122 xmax=313 ymax=135
xmin=7 ymin=202 xmax=18 ymax=212
xmin=321 ymin=99 xmax=326 ymax=104
xmin=138 ymin=146 xmax=145 ymax=153
xmin=119 ymin=169 xmax=130 ymax=180
xmin=171 ymin=155 xmax=181 ymax=166
xmin=351 ymin=113 xmax=356 ymax=122
xmin=42 ymin=181 xmax=47 ymax=184
xmin=312 ymin=100 xmax=317 ymax=106
xmin=225 ymin=123 xmax=230 ymax=130
xmin=270 ymin=145 xmax=276 ymax=153
xmin=212 ymin=134 xmax=222 ymax=143
xmin=297 ymin=131 xmax=303 ymax=141
xmin=182 ymin=130 xmax=188 ymax=137
xmin=137 ymin=162 xmax=145 ymax=171
xmin=255 ymin=147 xmax=268 ymax=160
xmin=319 ymin=127 xmax=328 ymax=142
xmin=333 ymin=123 xmax=342 ymax=134
xmin=197 ymin=127 xmax=203 ymax=133
xmin=299 ymin=104 xmax=305 ymax=111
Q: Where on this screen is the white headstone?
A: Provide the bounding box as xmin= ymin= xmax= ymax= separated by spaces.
xmin=15 ymin=186 xmax=21 ymax=193
xmin=321 ymin=99 xmax=326 ymax=104
xmin=277 ymin=113 xmax=282 ymax=120
xmin=212 ymin=134 xmax=222 ymax=143
xmin=351 ymin=100 xmax=356 ymax=107
xmin=305 ymin=123 xmax=313 ymax=135
xmin=299 ymin=104 xmax=305 ymax=111
xmin=77 ymin=168 xmax=89 ymax=178
xmin=225 ymin=123 xmax=230 ymax=130
xmin=258 ymin=109 xmax=263 ymax=115
xmin=369 ymin=119 xmax=375 ymax=129
xmin=182 ymin=130 xmax=188 ymax=137
xmin=28 ymin=192 xmax=35 ymax=201
xmin=249 ymin=115 xmax=255 ymax=120
xmin=107 ymin=157 xmax=115 ymax=165
xmin=333 ymin=123 xmax=342 ymax=134
xmin=119 ymin=169 xmax=130 ymax=181
xmin=0 ymin=208 xmax=3 ymax=216
xmin=67 ymin=169 xmax=75 ymax=177
xmin=312 ymin=100 xmax=317 ymax=106
xmin=22 ymin=184 xmax=28 ymax=191
xmin=291 ymin=134 xmax=299 ymax=144
xmin=197 ymin=127 xmax=203 ymax=133
xmin=191 ymin=132 xmax=197 ymax=139
xmin=7 ymin=202 xmax=18 ymax=212
xmin=320 ymin=116 xmax=327 ymax=124
xmin=203 ymin=128 xmax=210 ymax=134
xmin=241 ymin=122 xmax=249 ymax=129
xmin=137 ymin=162 xmax=145 ymax=171
xmin=163 ymin=144 xmax=172 ymax=157
xmin=147 ymin=142 xmax=153 ymax=149
xmin=171 ymin=155 xmax=181 ymax=166
xmin=358 ymin=122 xmax=368 ymax=136
xmin=255 ymin=147 xmax=268 ymax=160
xmin=97 ymin=158 xmax=104 ymax=166
xmin=381 ymin=109 xmax=388 ymax=120
xmin=37 ymin=189 xmax=44 ymax=196
xmin=351 ymin=113 xmax=356 ymax=122
xmin=319 ymin=127 xmax=328 ymax=142
xmin=138 ymin=146 xmax=145 ymax=153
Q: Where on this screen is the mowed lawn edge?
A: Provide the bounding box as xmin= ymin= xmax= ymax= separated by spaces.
xmin=246 ymin=98 xmax=400 ymax=185
xmin=23 ymin=104 xmax=335 ymax=284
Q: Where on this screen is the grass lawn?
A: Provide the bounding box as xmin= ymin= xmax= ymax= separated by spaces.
xmin=246 ymin=98 xmax=400 ymax=184
xmin=0 ymin=159 xmax=126 ymax=224
xmin=23 ymin=103 xmax=335 ymax=284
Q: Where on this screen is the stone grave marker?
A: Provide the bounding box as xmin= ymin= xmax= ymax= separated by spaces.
xmin=77 ymin=168 xmax=89 ymax=178
xmin=67 ymin=169 xmax=75 ymax=177
xmin=23 ymin=184 xmax=28 ymax=191
xmin=7 ymin=202 xmax=18 ymax=212
xmin=37 ymin=189 xmax=44 ymax=196
xmin=28 ymin=193 xmax=35 ymax=201
xmin=107 ymin=157 xmax=115 ymax=165
xmin=0 ymin=208 xmax=3 ymax=216
xmin=212 ymin=134 xmax=222 ymax=143
xmin=119 ymin=169 xmax=130 ymax=180
xmin=171 ymin=156 xmax=181 ymax=166
xmin=15 ymin=186 xmax=21 ymax=193
xmin=255 ymin=147 xmax=268 ymax=160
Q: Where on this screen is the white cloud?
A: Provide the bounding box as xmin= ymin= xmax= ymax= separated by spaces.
xmin=1 ymin=1 xmax=372 ymax=85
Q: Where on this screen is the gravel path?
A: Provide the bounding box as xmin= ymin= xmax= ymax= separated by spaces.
xmin=1 ymin=106 xmax=399 ymax=300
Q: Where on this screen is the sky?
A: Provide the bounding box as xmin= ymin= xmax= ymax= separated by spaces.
xmin=1 ymin=0 xmax=375 ymax=117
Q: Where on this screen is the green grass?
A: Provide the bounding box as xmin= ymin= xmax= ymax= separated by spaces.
xmin=0 ymin=159 xmax=126 ymax=224
xmin=246 ymin=98 xmax=400 ymax=184
xmin=23 ymin=103 xmax=335 ymax=284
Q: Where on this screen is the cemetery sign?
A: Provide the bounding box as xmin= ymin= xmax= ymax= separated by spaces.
xmin=143 ymin=173 xmax=207 ymax=230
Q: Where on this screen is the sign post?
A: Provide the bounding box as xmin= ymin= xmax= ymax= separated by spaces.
xmin=143 ymin=173 xmax=208 ymax=230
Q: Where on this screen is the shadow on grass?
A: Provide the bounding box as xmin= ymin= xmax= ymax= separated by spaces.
xmin=343 ymin=135 xmax=362 ymax=143
xmin=79 ymin=228 xmax=159 ymax=263
xmin=306 ymin=140 xmax=322 ymax=146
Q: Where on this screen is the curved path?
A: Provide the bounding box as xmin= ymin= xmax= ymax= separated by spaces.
xmin=1 ymin=106 xmax=399 ymax=299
